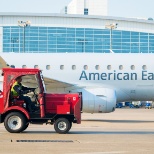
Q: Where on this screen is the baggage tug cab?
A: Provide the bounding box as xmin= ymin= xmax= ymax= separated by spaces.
xmin=0 ymin=68 xmax=81 ymax=134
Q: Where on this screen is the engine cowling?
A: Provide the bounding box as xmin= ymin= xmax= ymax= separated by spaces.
xmin=81 ymin=88 xmax=116 ymax=113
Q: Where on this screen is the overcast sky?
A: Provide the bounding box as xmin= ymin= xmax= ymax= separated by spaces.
xmin=0 ymin=0 xmax=153 ymax=19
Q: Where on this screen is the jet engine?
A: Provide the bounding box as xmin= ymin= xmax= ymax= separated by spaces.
xmin=81 ymin=88 xmax=116 ymax=113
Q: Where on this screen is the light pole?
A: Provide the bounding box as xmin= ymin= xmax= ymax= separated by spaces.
xmin=105 ymin=23 xmax=118 ymax=53
xmin=18 ymin=21 xmax=31 ymax=52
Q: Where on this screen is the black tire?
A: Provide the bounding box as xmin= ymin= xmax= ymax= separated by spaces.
xmin=70 ymin=121 xmax=72 ymax=129
xmin=68 ymin=121 xmax=72 ymax=132
xmin=4 ymin=112 xmax=26 ymax=133
xmin=54 ymin=118 xmax=71 ymax=134
xmin=22 ymin=123 xmax=29 ymax=131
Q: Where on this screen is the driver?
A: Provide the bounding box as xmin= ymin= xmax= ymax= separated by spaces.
xmin=11 ymin=76 xmax=36 ymax=112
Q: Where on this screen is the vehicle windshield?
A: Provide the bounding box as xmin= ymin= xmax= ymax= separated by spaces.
xmin=22 ymin=75 xmax=38 ymax=88
xmin=40 ymin=72 xmax=46 ymax=93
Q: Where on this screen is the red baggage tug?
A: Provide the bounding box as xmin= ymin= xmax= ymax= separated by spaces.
xmin=0 ymin=68 xmax=81 ymax=134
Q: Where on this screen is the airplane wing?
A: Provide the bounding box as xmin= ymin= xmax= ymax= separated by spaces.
xmin=21 ymin=75 xmax=75 ymax=93
xmin=44 ymin=77 xmax=74 ymax=89
xmin=43 ymin=76 xmax=76 ymax=92
xmin=0 ymin=56 xmax=10 ymax=68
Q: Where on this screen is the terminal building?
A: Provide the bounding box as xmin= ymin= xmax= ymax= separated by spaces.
xmin=61 ymin=0 xmax=108 ymax=16
xmin=0 ymin=0 xmax=154 ymax=54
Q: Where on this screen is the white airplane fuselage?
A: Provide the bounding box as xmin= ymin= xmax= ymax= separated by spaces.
xmin=0 ymin=53 xmax=154 ymax=113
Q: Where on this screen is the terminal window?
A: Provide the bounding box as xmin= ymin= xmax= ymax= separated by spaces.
xmin=84 ymin=8 xmax=88 ymax=15
xmin=65 ymin=6 xmax=67 ymax=14
xmin=3 ymin=26 xmax=154 ymax=53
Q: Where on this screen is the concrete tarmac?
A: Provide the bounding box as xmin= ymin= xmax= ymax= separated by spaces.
xmin=0 ymin=109 xmax=154 ymax=154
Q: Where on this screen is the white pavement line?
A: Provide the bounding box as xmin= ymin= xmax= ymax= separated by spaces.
xmin=72 ymin=151 xmax=127 ymax=154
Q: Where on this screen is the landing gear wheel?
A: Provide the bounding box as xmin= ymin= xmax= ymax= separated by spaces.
xmin=54 ymin=118 xmax=71 ymax=134
xmin=4 ymin=112 xmax=26 ymax=133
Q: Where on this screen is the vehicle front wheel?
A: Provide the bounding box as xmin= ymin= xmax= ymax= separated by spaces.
xmin=4 ymin=112 xmax=26 ymax=133
xmin=54 ymin=118 xmax=71 ymax=134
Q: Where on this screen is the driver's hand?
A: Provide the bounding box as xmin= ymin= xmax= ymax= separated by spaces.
xmin=30 ymin=88 xmax=35 ymax=92
xmin=28 ymin=90 xmax=32 ymax=93
xmin=28 ymin=89 xmax=34 ymax=93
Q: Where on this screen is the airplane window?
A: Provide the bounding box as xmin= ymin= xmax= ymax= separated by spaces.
xmin=84 ymin=65 xmax=88 ymax=70
xmin=46 ymin=65 xmax=50 ymax=70
xmin=10 ymin=65 xmax=15 ymax=68
xmin=22 ymin=65 xmax=27 ymax=68
xmin=142 ymin=65 xmax=147 ymax=70
xmin=107 ymin=65 xmax=111 ymax=70
xmin=72 ymin=65 xmax=76 ymax=70
xmin=95 ymin=65 xmax=100 ymax=70
xmin=34 ymin=65 xmax=39 ymax=69
xmin=131 ymin=65 xmax=135 ymax=70
xmin=60 ymin=65 xmax=64 ymax=70
xmin=119 ymin=65 xmax=123 ymax=70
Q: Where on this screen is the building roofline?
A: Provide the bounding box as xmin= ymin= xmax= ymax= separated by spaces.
xmin=0 ymin=12 xmax=154 ymax=24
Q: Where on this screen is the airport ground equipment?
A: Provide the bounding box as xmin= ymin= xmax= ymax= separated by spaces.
xmin=116 ymin=103 xmax=123 ymax=108
xmin=0 ymin=68 xmax=81 ymax=134
xmin=145 ymin=102 xmax=152 ymax=109
xmin=129 ymin=101 xmax=142 ymax=108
